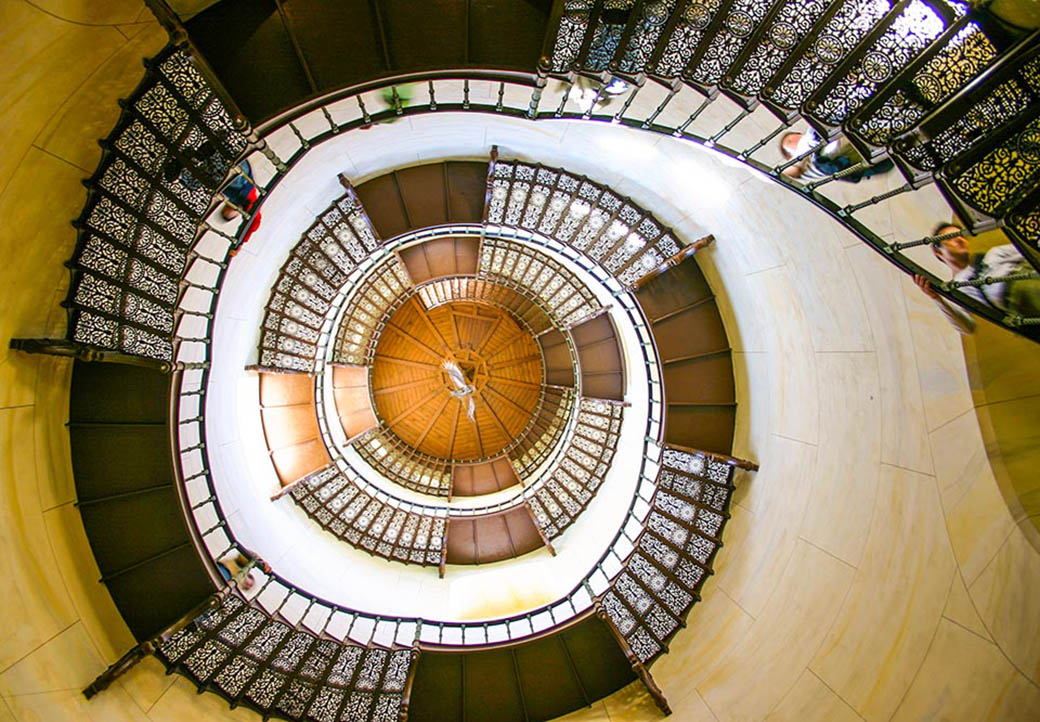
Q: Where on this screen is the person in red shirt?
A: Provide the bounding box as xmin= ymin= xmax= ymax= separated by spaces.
xmin=222 ymin=184 xmax=262 ymax=256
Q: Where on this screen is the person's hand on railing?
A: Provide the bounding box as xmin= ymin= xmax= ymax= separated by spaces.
xmin=913 ymin=273 xmax=939 ymax=299
xmin=913 ymin=274 xmax=975 ymax=334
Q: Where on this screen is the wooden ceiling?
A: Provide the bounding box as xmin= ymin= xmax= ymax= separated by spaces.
xmin=371 ymin=297 xmax=544 ymax=461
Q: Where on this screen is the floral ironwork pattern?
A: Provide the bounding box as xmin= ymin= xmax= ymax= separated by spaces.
xmin=851 ymin=21 xmax=999 ymax=147
xmin=259 ymin=189 xmax=379 ymax=373
xmin=157 ymin=591 xmax=413 ymax=722
xmin=486 ymin=159 xmax=681 ymax=289
xmin=766 ymin=0 xmax=894 ymax=112
xmin=724 ymin=0 xmax=836 ymax=100
xmin=602 ymin=446 xmax=736 ymax=664
xmin=68 ymin=46 xmax=248 ymax=360
xmin=687 ymin=0 xmax=780 ymax=88
xmin=807 ymin=0 xmax=948 ymax=127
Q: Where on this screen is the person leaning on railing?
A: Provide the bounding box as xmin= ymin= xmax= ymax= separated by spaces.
xmin=216 ymin=547 xmax=272 ymax=591
xmin=162 ymin=139 xmax=262 ymax=255
xmin=779 ymin=128 xmax=894 ymax=182
xmin=913 ymin=223 xmax=1040 ymax=334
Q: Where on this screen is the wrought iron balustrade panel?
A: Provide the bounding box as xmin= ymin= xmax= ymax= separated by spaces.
xmin=155 ymin=591 xmax=414 ymax=722
xmin=899 ymin=50 xmax=1040 ymax=174
xmin=550 ymin=1 xmax=600 ymax=72
xmin=332 ymin=256 xmax=412 ymax=365
xmin=654 ymin=0 xmax=729 ymax=78
xmin=479 ymin=235 xmax=601 ymax=328
xmin=803 ymin=0 xmax=954 ymax=130
xmin=945 ymin=111 xmax=1040 ymax=220
xmin=68 ymin=46 xmax=248 ymax=361
xmin=528 ymin=398 xmax=623 ymax=539
xmin=509 ymin=388 xmax=577 ymax=480
xmin=847 ymin=19 xmax=1002 ymax=150
xmin=686 ymin=0 xmax=781 ymax=90
xmin=415 ymin=276 xmax=552 ymax=335
xmin=486 ymin=160 xmax=681 ymax=289
xmin=722 ymin=0 xmax=838 ymax=102
xmin=763 ymin=0 xmax=898 ymax=115
xmin=1006 ymin=187 xmax=1040 ymax=260
xmin=353 ymin=428 xmax=453 ymax=498
xmin=260 ymin=191 xmax=380 ymax=373
xmin=602 ymin=446 xmax=735 ymax=665
xmin=289 ymin=465 xmax=447 ymax=566
xmin=575 ymin=1 xmax=641 ymax=74
xmin=617 ymin=0 xmax=681 ymax=74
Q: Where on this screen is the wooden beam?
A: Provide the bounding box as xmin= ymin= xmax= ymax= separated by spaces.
xmin=475 ymin=315 xmax=504 ymax=354
xmin=477 ymin=389 xmax=513 ymax=440
xmin=487 ymin=377 xmax=540 ymax=391
xmin=385 ymin=387 xmax=443 ymax=428
xmin=415 ymin=395 xmax=451 ymax=448
xmin=484 ymin=385 xmax=534 ymax=420
xmin=374 ymin=376 xmax=440 ymax=396
xmin=448 ymin=398 xmax=462 ymax=459
xmin=486 ymin=328 xmax=531 ymax=359
xmin=490 ymin=353 xmax=542 ymax=371
xmin=411 ymin=296 xmax=453 ymax=353
xmin=383 ymin=322 xmax=446 ymax=362
xmin=372 ymin=354 xmax=440 ymax=372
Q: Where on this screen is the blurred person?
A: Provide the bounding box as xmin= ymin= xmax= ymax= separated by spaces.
xmin=913 ymin=223 xmax=1040 ymax=334
xmin=780 ymin=128 xmax=893 ymax=182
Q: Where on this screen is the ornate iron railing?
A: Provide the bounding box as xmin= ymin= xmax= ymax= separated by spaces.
xmin=174 ymin=215 xmax=671 ymax=646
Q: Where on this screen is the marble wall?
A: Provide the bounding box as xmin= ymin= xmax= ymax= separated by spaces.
xmin=0 ymin=2 xmax=1038 ymax=721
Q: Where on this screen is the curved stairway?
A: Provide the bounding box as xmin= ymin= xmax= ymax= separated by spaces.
xmin=15 ymin=2 xmax=1040 ymax=719
xmin=57 ymin=140 xmax=750 ymax=719
xmin=150 ymin=442 xmax=747 ymax=722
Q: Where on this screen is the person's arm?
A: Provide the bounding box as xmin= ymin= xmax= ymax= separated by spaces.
xmin=913 ymin=274 xmax=975 ymax=334
xmin=237 ymin=546 xmax=272 ymax=574
xmin=781 ymin=159 xmax=807 ymax=178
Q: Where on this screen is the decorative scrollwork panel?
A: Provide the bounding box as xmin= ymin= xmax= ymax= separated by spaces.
xmin=67 ymin=45 xmax=249 ymax=360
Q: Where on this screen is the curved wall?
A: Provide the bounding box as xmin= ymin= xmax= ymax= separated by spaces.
xmin=0 ymin=3 xmax=1038 ymax=720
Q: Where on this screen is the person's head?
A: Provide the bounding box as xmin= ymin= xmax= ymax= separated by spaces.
xmin=240 ymin=572 xmax=256 ymax=591
xmin=220 ymin=202 xmax=240 ymax=221
xmin=931 ymin=223 xmax=970 ymax=272
xmin=779 ymin=132 xmax=803 ymax=160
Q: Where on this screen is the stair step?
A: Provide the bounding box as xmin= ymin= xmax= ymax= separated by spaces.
xmin=665 ymin=404 xmax=737 ymax=456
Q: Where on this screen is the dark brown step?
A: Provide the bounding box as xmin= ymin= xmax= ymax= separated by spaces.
xmin=665 ymin=404 xmax=736 ymax=456
xmin=355 ymin=161 xmax=488 ymax=240
xmin=635 ymin=254 xmax=713 ymax=320
xmin=662 ymin=353 xmax=735 ymax=405
xmin=409 ymin=615 xmax=634 ymax=722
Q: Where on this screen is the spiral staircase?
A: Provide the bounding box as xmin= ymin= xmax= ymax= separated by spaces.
xmin=9 ymin=1 xmax=1040 ymax=721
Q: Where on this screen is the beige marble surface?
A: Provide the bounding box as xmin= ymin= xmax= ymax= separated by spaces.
xmin=0 ymin=3 xmax=1038 ymax=721
xmin=763 ymin=670 xmax=864 ymax=722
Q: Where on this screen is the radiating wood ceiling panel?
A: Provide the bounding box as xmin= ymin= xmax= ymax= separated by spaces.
xmin=371 ymin=298 xmax=544 ymax=461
